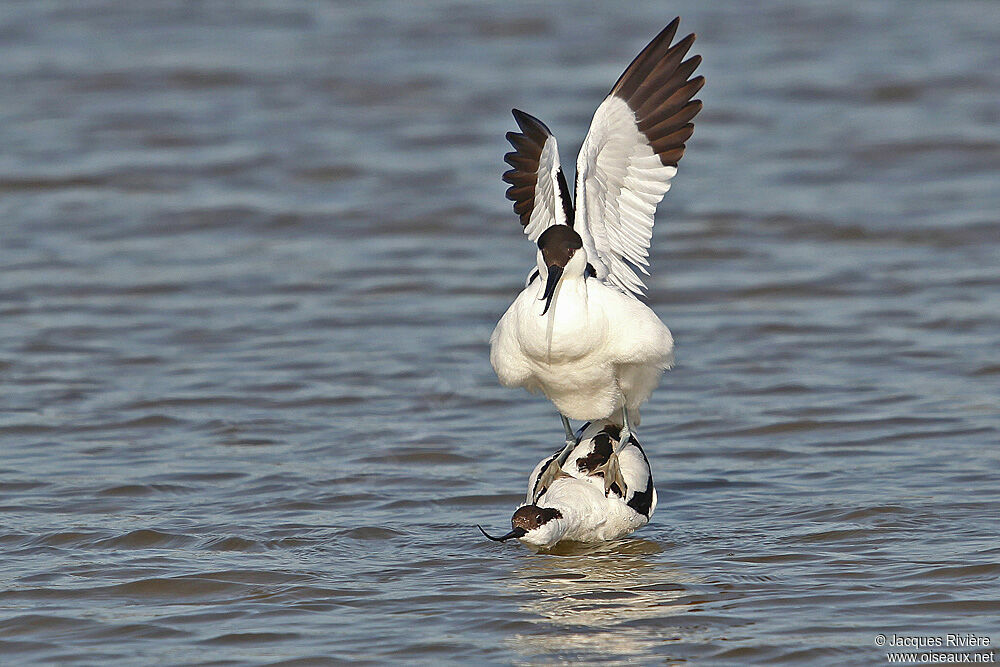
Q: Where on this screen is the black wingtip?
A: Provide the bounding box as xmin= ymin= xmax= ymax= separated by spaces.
xmin=510 ymin=108 xmax=554 ymax=137
xmin=646 ymin=17 xmax=680 ymax=49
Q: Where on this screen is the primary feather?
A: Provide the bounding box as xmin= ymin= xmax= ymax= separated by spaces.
xmin=501 ymin=17 xmax=704 ymax=297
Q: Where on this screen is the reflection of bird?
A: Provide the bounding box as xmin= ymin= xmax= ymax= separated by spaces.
xmin=505 ymin=540 xmax=698 ymax=663
xmin=490 ymin=18 xmax=703 ymax=495
xmin=478 ymin=420 xmax=656 ymax=549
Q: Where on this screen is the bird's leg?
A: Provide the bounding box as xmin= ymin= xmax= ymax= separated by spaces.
xmin=531 ymin=415 xmax=578 ymax=502
xmin=559 ymin=414 xmax=576 ymax=463
xmin=598 ymin=406 xmax=631 ymax=497
xmin=616 ymin=405 xmax=633 ymax=454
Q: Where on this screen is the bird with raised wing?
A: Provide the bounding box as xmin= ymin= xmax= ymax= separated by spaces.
xmin=490 ymin=18 xmax=703 ymax=497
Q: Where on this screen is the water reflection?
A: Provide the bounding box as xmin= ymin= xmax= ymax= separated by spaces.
xmin=508 ymin=538 xmax=700 ymax=661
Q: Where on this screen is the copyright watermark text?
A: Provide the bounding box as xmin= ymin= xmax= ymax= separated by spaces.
xmin=875 ymin=634 xmax=994 ymax=664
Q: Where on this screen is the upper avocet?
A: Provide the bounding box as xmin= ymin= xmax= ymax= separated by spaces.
xmin=489 ymin=18 xmax=703 ymax=496
xmin=478 ymin=419 xmax=657 ymax=549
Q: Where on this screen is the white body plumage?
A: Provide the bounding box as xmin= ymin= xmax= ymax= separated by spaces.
xmin=490 ymin=19 xmax=702 ymax=429
xmin=490 ymin=251 xmax=673 ymax=423
xmin=479 ymin=21 xmax=703 ymax=545
xmin=515 ymin=420 xmax=657 ymax=549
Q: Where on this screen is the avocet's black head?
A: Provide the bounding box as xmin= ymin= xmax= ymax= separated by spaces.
xmin=477 ymin=505 xmax=563 ymax=542
xmin=536 ymin=225 xmax=584 ymax=315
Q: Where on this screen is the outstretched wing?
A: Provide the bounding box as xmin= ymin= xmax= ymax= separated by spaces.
xmin=502 ymin=109 xmax=574 ymax=243
xmin=574 ymin=18 xmax=704 ymax=296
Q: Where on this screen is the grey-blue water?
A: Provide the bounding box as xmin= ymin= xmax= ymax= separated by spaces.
xmin=1 ymin=1 xmax=998 ymax=664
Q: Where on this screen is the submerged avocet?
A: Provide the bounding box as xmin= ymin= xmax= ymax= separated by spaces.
xmin=490 ymin=18 xmax=703 ymax=496
xmin=478 ymin=420 xmax=656 ymax=549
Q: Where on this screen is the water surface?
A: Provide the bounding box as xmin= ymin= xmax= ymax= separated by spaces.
xmin=1 ymin=1 xmax=998 ymax=664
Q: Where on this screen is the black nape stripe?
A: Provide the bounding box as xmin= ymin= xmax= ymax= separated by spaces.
xmin=512 ymin=505 xmax=563 ymax=532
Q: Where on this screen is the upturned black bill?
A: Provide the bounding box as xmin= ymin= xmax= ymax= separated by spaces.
xmin=477 ymin=525 xmax=527 ymax=542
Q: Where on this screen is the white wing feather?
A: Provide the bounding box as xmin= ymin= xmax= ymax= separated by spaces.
xmin=501 ymin=19 xmax=703 ymax=294
xmin=576 ymin=97 xmax=679 ymax=294
xmin=573 ymin=20 xmax=703 ymax=296
xmin=502 ymin=109 xmax=571 ymax=243
xmin=524 ymin=138 xmax=567 ymax=240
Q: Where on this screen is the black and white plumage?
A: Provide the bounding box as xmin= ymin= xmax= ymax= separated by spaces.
xmin=478 ymin=420 xmax=657 ymax=549
xmin=501 ymin=17 xmax=703 ymax=297
xmin=490 ymin=19 xmax=702 ymax=496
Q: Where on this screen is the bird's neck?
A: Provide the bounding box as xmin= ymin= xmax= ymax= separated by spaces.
xmin=536 ymin=272 xmax=587 ymax=318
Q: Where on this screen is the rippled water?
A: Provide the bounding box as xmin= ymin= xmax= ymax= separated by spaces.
xmin=2 ymin=1 xmax=998 ymax=664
